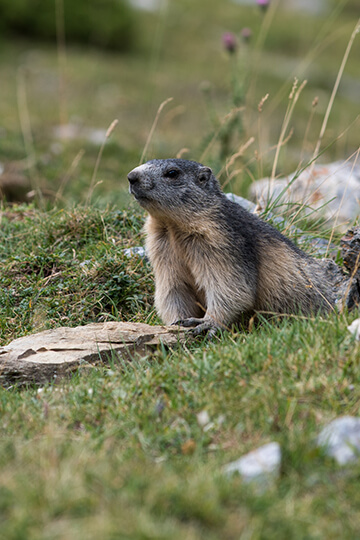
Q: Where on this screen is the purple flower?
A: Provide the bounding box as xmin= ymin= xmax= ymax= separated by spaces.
xmin=256 ymin=0 xmax=270 ymax=12
xmin=222 ymin=32 xmax=237 ymax=54
xmin=241 ymin=27 xmax=252 ymax=43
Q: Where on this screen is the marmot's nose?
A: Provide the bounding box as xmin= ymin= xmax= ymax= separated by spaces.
xmin=127 ymin=170 xmax=140 ymax=185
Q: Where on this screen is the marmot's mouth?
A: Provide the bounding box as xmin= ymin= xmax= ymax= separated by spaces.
xmin=133 ymin=193 xmax=153 ymax=205
xmin=129 ymin=186 xmax=151 ymax=202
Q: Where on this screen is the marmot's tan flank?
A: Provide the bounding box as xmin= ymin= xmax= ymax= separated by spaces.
xmin=128 ymin=159 xmax=340 ymax=335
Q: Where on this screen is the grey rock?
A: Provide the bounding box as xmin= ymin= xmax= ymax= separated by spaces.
xmin=250 ymin=161 xmax=360 ymax=232
xmin=317 ymin=416 xmax=360 ymax=465
xmin=0 ymin=322 xmax=188 ymax=386
xmin=224 ymin=442 xmax=281 ymax=483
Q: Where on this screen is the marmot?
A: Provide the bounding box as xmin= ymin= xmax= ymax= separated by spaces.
xmin=128 ymin=159 xmax=342 ymax=335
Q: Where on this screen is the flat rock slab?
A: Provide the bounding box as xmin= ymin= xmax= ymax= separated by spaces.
xmin=0 ymin=322 xmax=188 ymax=386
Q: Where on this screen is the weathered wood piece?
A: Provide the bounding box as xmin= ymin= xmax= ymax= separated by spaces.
xmin=0 ymin=322 xmax=187 ymax=386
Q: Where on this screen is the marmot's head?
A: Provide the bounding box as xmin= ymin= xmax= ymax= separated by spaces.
xmin=127 ymin=159 xmax=222 ymax=217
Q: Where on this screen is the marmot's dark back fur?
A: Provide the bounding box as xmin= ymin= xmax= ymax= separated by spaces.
xmin=128 ymin=159 xmax=338 ymax=334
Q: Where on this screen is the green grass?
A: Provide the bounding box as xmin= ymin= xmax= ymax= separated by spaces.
xmin=2 ymin=310 xmax=360 ymax=538
xmin=1 ymin=0 xmax=360 ymax=537
xmin=0 ymin=204 xmax=154 ymax=343
xmin=1 ymin=203 xmax=360 ymax=538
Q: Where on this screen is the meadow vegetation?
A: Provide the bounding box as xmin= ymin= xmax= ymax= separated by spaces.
xmin=0 ymin=0 xmax=358 ymax=206
xmin=0 ymin=0 xmax=360 ymax=538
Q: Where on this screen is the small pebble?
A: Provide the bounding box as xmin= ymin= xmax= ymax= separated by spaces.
xmin=224 ymin=441 xmax=281 ymax=483
xmin=123 ymin=247 xmax=146 ymax=258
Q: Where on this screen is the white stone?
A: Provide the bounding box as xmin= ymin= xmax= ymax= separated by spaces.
xmin=348 ymin=318 xmax=360 ymax=340
xmin=123 ymin=247 xmax=146 ymax=258
xmin=224 ymin=442 xmax=281 ymax=482
xmin=196 ymin=410 xmax=210 ymax=428
xmin=317 ymin=416 xmax=360 ymax=465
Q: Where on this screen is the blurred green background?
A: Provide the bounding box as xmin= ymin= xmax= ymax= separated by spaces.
xmin=0 ymin=0 xmax=358 ymax=207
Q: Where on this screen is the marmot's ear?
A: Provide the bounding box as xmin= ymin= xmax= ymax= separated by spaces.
xmin=198 ymin=166 xmax=212 ymax=184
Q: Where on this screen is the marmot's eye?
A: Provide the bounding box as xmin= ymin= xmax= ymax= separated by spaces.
xmin=164 ymin=169 xmax=179 ymax=179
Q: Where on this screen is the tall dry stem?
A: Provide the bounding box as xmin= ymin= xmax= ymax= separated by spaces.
xmin=86 ymin=119 xmax=118 ymax=206
xmin=55 ymin=0 xmax=68 ymax=126
xmin=271 ymin=78 xmax=307 ymax=181
xmin=16 ymin=67 xmax=44 ymax=206
xmin=246 ymin=0 xmax=281 ymax=111
xmin=56 ymin=149 xmax=85 ymax=203
xmin=299 ymin=96 xmax=318 ymax=166
xmin=140 ymin=98 xmax=173 ymax=164
xmin=309 ymin=18 xmax=360 ymax=175
xmin=256 ymin=93 xmax=269 ymax=179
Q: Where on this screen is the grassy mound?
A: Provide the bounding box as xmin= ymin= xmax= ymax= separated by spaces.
xmin=0 ymin=204 xmax=154 ymax=344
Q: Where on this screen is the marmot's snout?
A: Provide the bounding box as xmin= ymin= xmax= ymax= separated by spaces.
xmin=127 ymin=169 xmax=139 ymax=198
xmin=127 ymin=171 xmax=137 ymax=185
xmin=127 ymin=168 xmax=142 ymax=186
xmin=128 ymin=164 xmax=157 ymax=206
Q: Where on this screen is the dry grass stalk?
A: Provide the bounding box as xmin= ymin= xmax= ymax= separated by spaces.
xmin=56 ymin=149 xmax=85 ymax=202
xmin=309 ymin=18 xmax=360 ymax=176
xmin=55 ymin=0 xmax=68 ymax=127
xmin=222 ymin=137 xmax=255 ymax=187
xmin=86 ymin=119 xmax=118 ymax=206
xmin=140 ymin=97 xmax=173 ymax=164
xmin=271 ymin=78 xmax=307 ymax=182
xmin=16 ymin=67 xmax=43 ymax=206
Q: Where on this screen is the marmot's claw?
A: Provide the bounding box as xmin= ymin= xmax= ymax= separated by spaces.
xmin=190 ymin=321 xmax=220 ymax=337
xmin=172 ymin=317 xmax=204 ymax=328
xmin=172 ymin=317 xmax=220 ymax=337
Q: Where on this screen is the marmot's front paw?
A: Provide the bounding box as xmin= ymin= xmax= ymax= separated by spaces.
xmin=172 ymin=317 xmax=204 ymax=328
xmin=173 ymin=317 xmax=222 ymax=338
